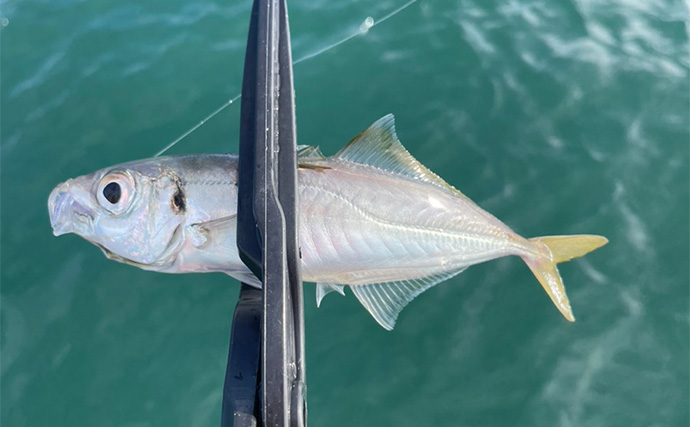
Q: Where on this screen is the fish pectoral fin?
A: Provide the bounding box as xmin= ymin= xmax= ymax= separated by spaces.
xmin=334 ymin=114 xmax=473 ymax=201
xmin=350 ymin=268 xmax=467 ymax=331
xmin=316 ymin=283 xmax=346 ymax=307
xmin=189 ymin=215 xmax=237 ymax=248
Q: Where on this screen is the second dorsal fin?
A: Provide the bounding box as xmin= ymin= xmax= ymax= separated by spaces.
xmin=335 ymin=114 xmax=470 ymax=199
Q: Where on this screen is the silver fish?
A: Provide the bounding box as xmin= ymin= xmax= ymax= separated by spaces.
xmin=48 ymin=115 xmax=607 ymax=329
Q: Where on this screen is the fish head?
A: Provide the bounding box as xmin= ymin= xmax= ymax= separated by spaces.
xmin=48 ymin=161 xmax=187 ymax=268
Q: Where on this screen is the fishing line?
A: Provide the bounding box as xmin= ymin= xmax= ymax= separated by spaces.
xmin=154 ymin=95 xmax=241 ymax=158
xmin=154 ymin=0 xmax=420 ymax=157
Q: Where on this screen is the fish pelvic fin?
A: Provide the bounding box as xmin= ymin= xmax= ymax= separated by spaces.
xmin=524 ymin=234 xmax=608 ymax=322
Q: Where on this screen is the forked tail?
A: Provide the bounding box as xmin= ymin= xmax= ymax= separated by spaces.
xmin=523 ymin=235 xmax=608 ymax=321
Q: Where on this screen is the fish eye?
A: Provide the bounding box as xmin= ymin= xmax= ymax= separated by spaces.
xmin=97 ymin=172 xmax=135 ymax=214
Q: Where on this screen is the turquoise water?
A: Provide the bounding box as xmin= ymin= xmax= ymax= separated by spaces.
xmin=2 ymin=0 xmax=689 ymax=425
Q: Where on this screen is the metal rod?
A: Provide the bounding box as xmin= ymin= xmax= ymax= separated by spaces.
xmin=223 ymin=0 xmax=305 ymax=425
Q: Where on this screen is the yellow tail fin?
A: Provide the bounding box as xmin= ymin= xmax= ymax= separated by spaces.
xmin=524 ymin=235 xmax=608 ymax=322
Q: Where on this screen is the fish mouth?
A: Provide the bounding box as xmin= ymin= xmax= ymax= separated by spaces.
xmin=48 ymin=182 xmax=94 ymax=236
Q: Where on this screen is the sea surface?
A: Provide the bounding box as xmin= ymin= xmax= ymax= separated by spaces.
xmin=1 ymin=0 xmax=688 ymax=426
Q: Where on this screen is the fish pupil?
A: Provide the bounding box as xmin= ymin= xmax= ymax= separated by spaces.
xmin=103 ymin=182 xmax=121 ymax=204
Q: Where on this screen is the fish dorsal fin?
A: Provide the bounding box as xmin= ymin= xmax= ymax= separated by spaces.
xmin=297 ymin=145 xmax=330 ymax=170
xmin=316 ymin=283 xmax=346 ymax=307
xmin=350 ymin=268 xmax=467 ymax=330
xmin=298 ymin=145 xmax=326 ymax=160
xmin=335 ymin=114 xmax=470 ymax=199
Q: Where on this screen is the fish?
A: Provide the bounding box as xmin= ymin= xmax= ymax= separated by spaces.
xmin=48 ymin=114 xmax=608 ymax=329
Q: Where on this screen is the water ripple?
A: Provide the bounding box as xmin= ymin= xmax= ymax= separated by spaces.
xmin=9 ymin=50 xmax=67 ymax=98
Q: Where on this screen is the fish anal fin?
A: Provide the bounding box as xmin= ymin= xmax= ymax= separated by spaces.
xmin=335 ymin=114 xmax=471 ymax=200
xmin=350 ymin=268 xmax=467 ymax=330
xmin=316 ymin=283 xmax=346 ymax=307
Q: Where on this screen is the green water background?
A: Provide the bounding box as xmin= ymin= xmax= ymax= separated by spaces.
xmin=2 ymin=0 xmax=689 ymax=425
